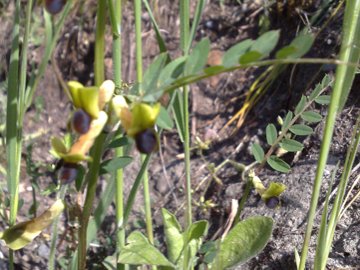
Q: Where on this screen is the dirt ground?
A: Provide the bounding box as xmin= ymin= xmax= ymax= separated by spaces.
xmin=0 ymin=0 xmax=359 ymax=269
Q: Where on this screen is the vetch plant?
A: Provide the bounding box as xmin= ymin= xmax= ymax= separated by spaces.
xmin=2 ymin=1 xmax=359 ymax=270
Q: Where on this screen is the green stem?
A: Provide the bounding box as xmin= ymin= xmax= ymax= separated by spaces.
xmin=299 ymin=1 xmax=360 ymax=268
xmin=142 ymin=155 xmax=154 ymax=244
xmin=77 ymin=1 xmax=107 ymax=268
xmin=180 ymin=0 xmax=192 ymax=230
xmin=7 ymin=0 xmax=20 ymax=228
xmin=134 ymin=0 xmax=155 ymax=254
xmin=123 ymin=154 xmax=151 ymax=225
xmin=18 ymin=0 xmax=33 ymax=124
xmin=78 ymin=133 xmax=107 ymax=270
xmin=134 ymin=0 xmax=143 ymax=86
xmin=94 ymin=0 xmax=106 ymax=87
xmin=158 ymin=57 xmax=357 ymax=97
xmin=108 ymin=0 xmax=126 ymax=268
xmin=26 ymin=1 xmax=72 ymax=108
xmin=49 ymin=186 xmax=67 ymax=270
xmin=6 ymin=0 xmax=20 ymax=268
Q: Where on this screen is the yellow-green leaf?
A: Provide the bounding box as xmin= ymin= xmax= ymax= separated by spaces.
xmin=0 ymin=200 xmax=64 ymax=250
xmin=261 ymin=182 xmax=286 ymax=200
xmin=51 ymin=137 xmax=67 ymax=155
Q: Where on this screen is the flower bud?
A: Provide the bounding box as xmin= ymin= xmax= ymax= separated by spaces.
xmin=135 ymin=128 xmax=159 ymax=154
xmin=45 ymin=0 xmax=66 ymax=15
xmin=58 ymin=163 xmax=78 ymax=184
xmin=72 ymin=109 xmax=92 ymax=134
xmin=265 ymin=197 xmax=280 ymax=209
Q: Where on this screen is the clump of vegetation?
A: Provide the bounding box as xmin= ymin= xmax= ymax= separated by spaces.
xmin=0 ymin=0 xmax=359 ymax=270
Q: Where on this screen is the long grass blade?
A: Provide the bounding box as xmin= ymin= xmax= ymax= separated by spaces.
xmin=299 ymin=1 xmax=360 ymax=268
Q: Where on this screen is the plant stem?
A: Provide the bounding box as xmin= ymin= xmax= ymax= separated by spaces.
xmin=6 ymin=0 xmax=21 ymax=268
xmin=299 ymin=1 xmax=360 ymax=268
xmin=123 ymin=154 xmax=151 ymax=225
xmin=49 ymin=186 xmax=67 ymax=270
xmin=94 ymin=0 xmax=106 ymax=87
xmin=180 ymin=0 xmax=192 ymax=230
xmin=142 ymin=155 xmax=154 ymax=244
xmin=158 ymin=57 xmax=356 ymax=96
xmin=26 ymin=0 xmax=72 ymax=108
xmin=78 ymin=133 xmax=107 ymax=270
xmin=77 ymin=1 xmax=107 ymax=268
xmin=108 ymin=0 xmax=126 ymax=268
xmin=134 ymin=0 xmax=155 ymax=247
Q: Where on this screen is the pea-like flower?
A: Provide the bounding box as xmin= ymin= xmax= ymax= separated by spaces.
xmin=112 ymin=99 xmax=160 ymax=154
xmin=51 ymin=80 xmax=114 ymax=183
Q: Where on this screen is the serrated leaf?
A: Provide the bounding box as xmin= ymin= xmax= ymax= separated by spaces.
xmin=275 ymin=45 xmax=297 ymax=59
xmin=185 ymin=38 xmax=210 ymax=75
xmin=161 ymin=208 xmax=183 ymax=263
xmin=99 ymin=156 xmax=133 ymax=175
xmin=295 ymin=95 xmax=307 ymax=115
xmin=279 ymin=138 xmax=304 ymax=152
xmin=267 ymin=156 xmax=290 ymax=173
xmin=214 ymin=216 xmax=273 ymax=269
xmin=282 ymin=111 xmax=293 ymax=131
xmin=251 ymin=30 xmax=280 ymax=57
xmin=266 ymin=124 xmax=277 ymax=145
xmin=239 ymin=51 xmax=263 ymax=64
xmin=251 ymin=143 xmax=265 ymax=163
xmin=314 ymin=95 xmax=331 ymax=105
xmin=222 ymin=39 xmax=254 ymax=67
xmin=156 ymin=106 xmax=174 ymax=130
xmin=118 ymin=231 xmax=175 ymax=267
xmin=301 ymin=111 xmax=322 ymax=123
xmin=289 ymin=124 xmax=313 ymax=136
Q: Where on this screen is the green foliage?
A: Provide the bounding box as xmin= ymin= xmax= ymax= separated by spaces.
xmin=118 ymin=231 xmax=175 ymax=267
xmin=266 ymin=124 xmax=277 ymax=145
xmin=250 ymin=74 xmax=333 ymax=173
xmin=267 ymin=156 xmax=291 ymax=173
xmin=301 ymin=111 xmax=323 ymax=123
xmin=289 ymin=124 xmax=313 ymax=136
xmin=222 ymin=39 xmax=253 ymax=67
xmin=184 ymin=38 xmax=210 ymax=75
xmin=99 ymin=156 xmax=133 ymax=175
xmin=156 ymin=106 xmax=174 ymax=130
xmin=211 ymin=216 xmax=273 ymax=269
xmin=279 ymin=138 xmax=304 ymax=152
xmin=140 ymin=30 xmax=314 ymax=103
xmin=314 ymin=95 xmax=331 ymax=105
xmin=251 ymin=143 xmax=265 ymax=163
xmin=162 ymin=209 xmax=184 ymax=263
